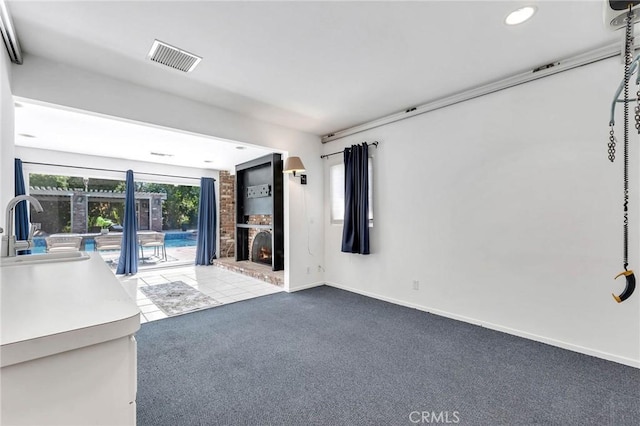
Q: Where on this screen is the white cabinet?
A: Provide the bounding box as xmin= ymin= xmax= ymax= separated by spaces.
xmin=1 ymin=335 xmax=137 ymax=426
xmin=0 ymin=253 xmax=140 ymax=425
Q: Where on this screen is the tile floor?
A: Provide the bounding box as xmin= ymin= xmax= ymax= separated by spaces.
xmin=117 ymin=264 xmax=283 ymax=323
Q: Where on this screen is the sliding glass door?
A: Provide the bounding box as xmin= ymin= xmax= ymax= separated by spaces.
xmin=28 ymin=172 xmax=200 ymax=269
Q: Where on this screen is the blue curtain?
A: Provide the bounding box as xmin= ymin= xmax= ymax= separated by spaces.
xmin=116 ymin=170 xmax=138 ymax=275
xmin=195 ymin=177 xmax=217 ymax=265
xmin=14 ymin=158 xmax=30 ymax=255
xmin=341 ymin=143 xmax=370 ymax=254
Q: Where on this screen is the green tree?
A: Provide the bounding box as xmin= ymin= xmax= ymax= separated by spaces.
xmin=30 ymin=174 xmax=200 ymax=231
xmin=138 ymin=183 xmax=199 ymax=229
xmin=30 ymin=174 xmax=85 ymax=189
xmin=30 ymin=174 xmax=124 ymax=191
xmin=88 ymin=202 xmax=123 ymax=227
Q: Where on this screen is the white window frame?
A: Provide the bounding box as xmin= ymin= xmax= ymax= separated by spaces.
xmin=329 ymin=157 xmax=373 ymax=226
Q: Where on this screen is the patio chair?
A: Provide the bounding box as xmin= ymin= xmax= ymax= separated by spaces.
xmin=45 ymin=235 xmax=82 ymax=253
xmin=139 ymin=232 xmax=166 ymax=261
xmin=94 ymin=234 xmax=123 ymax=252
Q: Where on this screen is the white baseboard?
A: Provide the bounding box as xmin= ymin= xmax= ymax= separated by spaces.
xmin=286 ymin=281 xmax=324 ymax=293
xmin=323 ymin=281 xmax=640 ymax=369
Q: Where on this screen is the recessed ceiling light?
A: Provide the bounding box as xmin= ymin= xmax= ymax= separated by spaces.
xmin=235 ymin=146 xmax=246 ymax=150
xmin=18 ymin=133 xmax=35 ymax=138
xmin=505 ymin=6 xmax=536 ymax=25
xmin=150 ymin=151 xmax=174 ymax=157
xmin=204 ymin=160 xmax=213 ymax=163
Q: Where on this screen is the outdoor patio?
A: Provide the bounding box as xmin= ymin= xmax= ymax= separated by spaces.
xmin=34 ymin=232 xmax=285 ymax=285
xmin=97 ymin=244 xmax=198 ymax=270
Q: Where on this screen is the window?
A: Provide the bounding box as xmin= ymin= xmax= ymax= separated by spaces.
xmin=28 ymin=173 xmax=200 ymax=234
xmin=329 ymin=158 xmax=373 ymax=225
xmin=23 ymin=164 xmax=207 ymax=271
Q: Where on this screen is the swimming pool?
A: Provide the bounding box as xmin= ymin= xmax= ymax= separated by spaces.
xmin=32 ymin=231 xmax=197 ymax=254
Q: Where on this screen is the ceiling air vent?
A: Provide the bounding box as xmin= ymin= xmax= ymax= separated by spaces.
xmin=147 ymin=40 xmax=201 ymax=73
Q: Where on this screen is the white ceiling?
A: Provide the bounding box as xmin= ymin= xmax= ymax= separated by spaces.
xmin=14 ymin=101 xmax=275 ymax=171
xmin=6 ymin=0 xmax=624 ymax=167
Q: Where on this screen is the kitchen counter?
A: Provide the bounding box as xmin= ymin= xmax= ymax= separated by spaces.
xmin=1 ymin=252 xmax=140 ymax=367
xmin=1 ymin=252 xmax=140 ymax=425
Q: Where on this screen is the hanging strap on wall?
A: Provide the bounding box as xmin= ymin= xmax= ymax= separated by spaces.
xmin=608 ymin=6 xmax=636 ymax=303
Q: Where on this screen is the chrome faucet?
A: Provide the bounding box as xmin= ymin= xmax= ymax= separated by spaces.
xmin=1 ymin=195 xmax=44 ymax=257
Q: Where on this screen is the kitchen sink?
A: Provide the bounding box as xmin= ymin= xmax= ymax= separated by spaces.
xmin=0 ymin=251 xmax=90 ymax=267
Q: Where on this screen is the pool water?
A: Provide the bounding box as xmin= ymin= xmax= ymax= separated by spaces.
xmin=165 ymin=238 xmax=198 ymax=248
xmin=32 ymin=231 xmax=197 ymax=254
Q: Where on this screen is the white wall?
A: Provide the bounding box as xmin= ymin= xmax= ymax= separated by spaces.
xmin=11 ymin=55 xmax=324 ymax=291
xmin=0 ymin=47 xmax=15 ymax=231
xmin=322 ymin=57 xmax=640 ymax=367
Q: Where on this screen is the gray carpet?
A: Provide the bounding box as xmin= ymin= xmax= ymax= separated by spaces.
xmin=136 ymin=286 xmax=639 ymax=425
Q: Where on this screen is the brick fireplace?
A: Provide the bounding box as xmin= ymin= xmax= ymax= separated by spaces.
xmin=219 ymin=171 xmax=235 ymax=258
xmin=235 ymin=154 xmax=284 ymax=271
xmin=251 ymin=231 xmax=272 ymax=265
xmin=246 ymin=214 xmax=271 ymax=263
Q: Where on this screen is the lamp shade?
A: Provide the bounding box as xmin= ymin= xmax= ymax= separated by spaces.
xmin=283 ymin=156 xmax=306 ymax=174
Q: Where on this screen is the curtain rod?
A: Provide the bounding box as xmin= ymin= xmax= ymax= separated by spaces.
xmin=320 ymin=141 xmax=379 ymax=159
xmin=21 ymin=161 xmax=206 ymax=182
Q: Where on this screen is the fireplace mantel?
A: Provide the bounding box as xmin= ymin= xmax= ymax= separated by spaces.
xmin=236 ymin=224 xmax=272 ymax=230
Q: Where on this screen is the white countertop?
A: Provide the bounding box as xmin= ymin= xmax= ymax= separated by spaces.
xmin=1 ymin=252 xmax=140 ymax=367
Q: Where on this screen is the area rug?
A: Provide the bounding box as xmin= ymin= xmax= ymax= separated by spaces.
xmin=139 ymin=281 xmax=221 ymax=316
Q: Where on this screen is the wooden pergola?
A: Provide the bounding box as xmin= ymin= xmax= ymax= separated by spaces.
xmin=29 ymin=187 xmax=167 ymax=233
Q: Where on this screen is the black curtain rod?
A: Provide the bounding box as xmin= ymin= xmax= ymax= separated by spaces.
xmin=320 ymin=141 xmax=379 ymax=159
xmin=21 ymin=161 xmax=206 ymax=182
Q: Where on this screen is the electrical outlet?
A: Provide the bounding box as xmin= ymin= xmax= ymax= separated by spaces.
xmin=306 ymin=266 xmax=310 ymax=274
xmin=317 ymin=265 xmax=322 ymax=272
xmin=412 ymin=280 xmax=420 ymax=291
